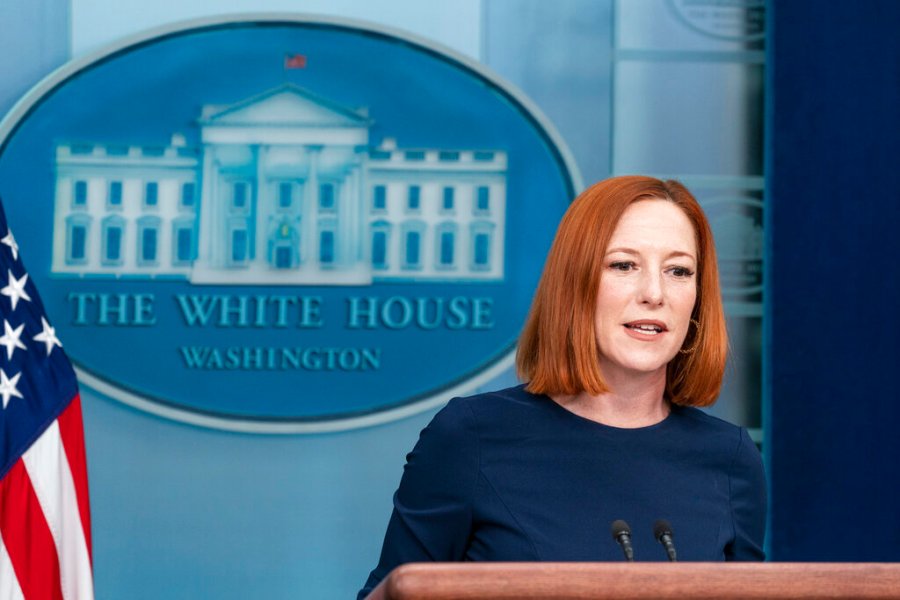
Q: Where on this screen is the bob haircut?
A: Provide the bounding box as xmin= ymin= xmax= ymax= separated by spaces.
xmin=516 ymin=175 xmax=727 ymax=407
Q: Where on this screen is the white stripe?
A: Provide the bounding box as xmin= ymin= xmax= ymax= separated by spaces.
xmin=0 ymin=533 xmax=27 ymax=600
xmin=21 ymin=421 xmax=94 ymax=600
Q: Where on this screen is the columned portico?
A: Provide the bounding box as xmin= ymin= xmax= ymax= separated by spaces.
xmin=190 ymin=84 xmax=372 ymax=284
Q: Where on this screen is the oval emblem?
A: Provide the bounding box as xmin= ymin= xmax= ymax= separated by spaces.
xmin=0 ymin=16 xmax=578 ymax=432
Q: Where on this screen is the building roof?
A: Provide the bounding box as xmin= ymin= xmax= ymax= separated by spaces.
xmin=199 ymin=83 xmax=372 ymax=129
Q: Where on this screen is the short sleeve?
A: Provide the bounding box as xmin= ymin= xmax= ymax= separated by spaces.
xmin=725 ymin=427 xmax=767 ymax=561
xmin=357 ymin=398 xmax=480 ymax=598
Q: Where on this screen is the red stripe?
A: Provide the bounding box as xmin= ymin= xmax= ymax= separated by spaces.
xmin=57 ymin=393 xmax=93 ymax=564
xmin=0 ymin=459 xmax=65 ymax=600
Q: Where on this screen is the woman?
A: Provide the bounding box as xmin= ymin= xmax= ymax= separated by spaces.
xmin=358 ymin=176 xmax=766 ymax=598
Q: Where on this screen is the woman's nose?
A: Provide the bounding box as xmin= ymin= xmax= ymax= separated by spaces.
xmin=638 ymin=271 xmax=664 ymax=305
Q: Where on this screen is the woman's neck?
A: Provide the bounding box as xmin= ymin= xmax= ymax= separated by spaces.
xmin=551 ymin=367 xmax=669 ymax=428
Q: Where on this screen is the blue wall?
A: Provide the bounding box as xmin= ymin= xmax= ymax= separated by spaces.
xmin=0 ymin=0 xmax=69 ymax=117
xmin=766 ymin=0 xmax=900 ymax=560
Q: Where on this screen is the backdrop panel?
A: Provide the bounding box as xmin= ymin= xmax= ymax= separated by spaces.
xmin=766 ymin=0 xmax=900 ymax=560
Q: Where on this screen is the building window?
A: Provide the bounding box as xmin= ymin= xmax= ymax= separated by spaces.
xmin=470 ymin=221 xmax=495 ymax=271
xmin=101 ymin=216 xmax=125 ymax=265
xmin=373 ymin=185 xmax=387 ymax=211
xmin=442 ymin=187 xmax=455 ymax=211
xmin=65 ymin=215 xmax=91 ymax=265
xmin=233 ymin=182 xmax=248 ymax=209
xmin=438 ymin=151 xmax=460 ymax=161
xmin=435 ymin=222 xmax=457 ymax=269
xmin=268 ymin=219 xmax=299 ymax=269
xmin=405 ymin=150 xmax=425 ymax=161
xmin=137 ymin=217 xmax=160 ymax=265
xmin=372 ymin=231 xmax=387 ymax=269
xmin=320 ymin=183 xmax=336 ymax=211
xmin=143 ymin=228 xmax=157 ymax=262
xmin=172 ymin=220 xmax=195 ymax=266
xmin=231 ymin=228 xmax=248 ymax=263
xmin=440 ymin=231 xmax=455 ymax=266
xmin=474 ymin=233 xmax=490 ymax=267
xmin=279 ymin=182 xmax=293 ymax=208
xmin=275 ymin=246 xmax=292 ymax=268
xmin=401 ymin=221 xmax=425 ymax=270
xmin=140 ymin=228 xmax=157 ymax=264
xmin=177 ymin=229 xmax=193 ymax=262
xmin=71 ymin=226 xmax=87 ymax=261
xmin=73 ymin=181 xmax=88 ymax=208
xmin=476 ymin=186 xmax=490 ymax=213
xmin=108 ymin=181 xmax=123 ymax=208
xmin=144 ymin=182 xmax=158 ymax=207
xmin=407 ymin=185 xmax=420 ymax=211
xmin=106 ymin=229 xmax=121 ymax=261
xmin=371 ymin=221 xmax=391 ymax=270
xmin=405 ymin=231 xmax=420 ymax=266
xmin=181 ymin=182 xmax=196 ymax=208
xmin=320 ymin=230 xmax=335 ymax=265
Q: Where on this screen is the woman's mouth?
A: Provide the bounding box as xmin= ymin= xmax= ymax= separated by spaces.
xmin=623 ymin=321 xmax=668 ymax=336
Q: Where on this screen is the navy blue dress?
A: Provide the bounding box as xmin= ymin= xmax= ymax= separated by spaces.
xmin=359 ymin=385 xmax=766 ymax=598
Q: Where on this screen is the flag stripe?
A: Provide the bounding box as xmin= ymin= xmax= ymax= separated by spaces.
xmin=22 ymin=420 xmax=95 ymax=600
xmin=0 ymin=533 xmax=27 ymax=600
xmin=58 ymin=394 xmax=93 ymax=562
xmin=1 ymin=201 xmax=93 ymax=598
xmin=0 ymin=459 xmax=65 ymax=600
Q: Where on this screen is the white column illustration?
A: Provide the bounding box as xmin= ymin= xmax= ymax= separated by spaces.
xmin=253 ymin=144 xmax=268 ymax=270
xmin=349 ymin=162 xmax=362 ymax=265
xmin=339 ymin=166 xmax=353 ymax=267
xmin=356 ymin=149 xmax=368 ymax=264
xmin=195 ymin=146 xmax=217 ymax=270
xmin=306 ymin=145 xmax=321 ymax=270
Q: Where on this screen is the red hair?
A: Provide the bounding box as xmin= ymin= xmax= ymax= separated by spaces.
xmin=516 ymin=176 xmax=727 ymax=407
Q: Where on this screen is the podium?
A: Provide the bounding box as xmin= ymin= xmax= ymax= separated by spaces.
xmin=365 ymin=563 xmax=900 ymax=599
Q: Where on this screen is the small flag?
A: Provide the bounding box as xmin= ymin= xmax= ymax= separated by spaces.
xmin=0 ymin=195 xmax=94 ymax=599
xmin=284 ymin=54 xmax=307 ymax=69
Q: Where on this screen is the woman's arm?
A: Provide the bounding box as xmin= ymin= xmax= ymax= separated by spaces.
xmin=358 ymin=398 xmax=480 ymax=598
xmin=725 ymin=427 xmax=767 ymax=561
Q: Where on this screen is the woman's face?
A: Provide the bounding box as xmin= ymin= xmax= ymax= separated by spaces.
xmin=595 ymin=199 xmax=698 ymax=381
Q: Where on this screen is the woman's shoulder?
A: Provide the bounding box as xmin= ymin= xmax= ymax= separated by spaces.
xmin=448 ymin=384 xmax=548 ymax=420
xmin=671 ymin=405 xmax=747 ymax=436
xmin=427 ymin=384 xmax=549 ymax=439
xmin=669 ymin=406 xmax=760 ymax=459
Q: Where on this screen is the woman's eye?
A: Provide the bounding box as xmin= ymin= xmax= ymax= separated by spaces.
xmin=669 ymin=266 xmax=695 ymax=278
xmin=609 ymin=261 xmax=635 ymax=272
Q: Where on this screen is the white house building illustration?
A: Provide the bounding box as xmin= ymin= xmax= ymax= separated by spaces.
xmin=52 ymin=84 xmax=507 ymax=284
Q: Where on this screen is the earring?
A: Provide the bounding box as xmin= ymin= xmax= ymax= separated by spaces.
xmin=679 ymin=319 xmax=701 ymax=355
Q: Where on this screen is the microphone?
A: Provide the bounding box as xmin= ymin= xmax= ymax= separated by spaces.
xmin=653 ymin=519 xmax=677 ymax=562
xmin=610 ymin=519 xmax=635 ymax=562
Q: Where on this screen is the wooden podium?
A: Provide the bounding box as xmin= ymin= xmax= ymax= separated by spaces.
xmin=365 ymin=563 xmax=900 ymax=599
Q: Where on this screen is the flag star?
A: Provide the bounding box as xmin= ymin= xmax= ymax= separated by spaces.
xmin=0 ymin=368 xmax=23 ymax=409
xmin=1 ymin=270 xmax=31 ymax=310
xmin=33 ymin=316 xmax=63 ymax=356
xmin=0 ymin=319 xmax=27 ymax=360
xmin=1 ymin=229 xmax=19 ymax=261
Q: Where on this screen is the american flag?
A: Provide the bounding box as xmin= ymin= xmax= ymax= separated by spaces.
xmin=284 ymin=53 xmax=307 ymax=69
xmin=0 ymin=197 xmax=94 ymax=599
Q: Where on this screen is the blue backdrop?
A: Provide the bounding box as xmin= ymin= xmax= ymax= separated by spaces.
xmin=766 ymin=0 xmax=900 ymax=560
